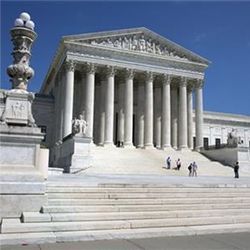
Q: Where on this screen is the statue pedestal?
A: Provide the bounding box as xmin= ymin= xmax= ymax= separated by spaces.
xmin=1 ymin=90 xmax=35 ymax=126
xmin=0 ymin=90 xmax=48 ymax=220
xmin=56 ymin=134 xmax=92 ymax=173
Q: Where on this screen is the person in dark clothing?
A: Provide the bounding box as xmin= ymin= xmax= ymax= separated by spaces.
xmin=188 ymin=163 xmax=192 ymax=177
xmin=234 ymin=161 xmax=239 ymax=178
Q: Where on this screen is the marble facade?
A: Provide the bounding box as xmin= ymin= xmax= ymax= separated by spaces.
xmin=41 ymin=28 xmax=209 ymax=157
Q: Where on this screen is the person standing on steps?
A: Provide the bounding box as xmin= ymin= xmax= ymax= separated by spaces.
xmin=234 ymin=161 xmax=240 ymax=178
xmin=188 ymin=163 xmax=193 ymax=177
xmin=192 ymin=161 xmax=198 ymax=177
xmin=176 ymin=158 xmax=181 ymax=171
xmin=166 ymin=156 xmax=171 ymax=169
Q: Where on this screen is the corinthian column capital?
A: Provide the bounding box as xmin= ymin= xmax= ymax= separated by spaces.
xmin=145 ymin=71 xmax=154 ymax=82
xmin=162 ymin=74 xmax=172 ymax=85
xmin=125 ymin=68 xmax=134 ymax=80
xmin=196 ymin=78 xmax=204 ymax=89
xmin=64 ymin=60 xmax=76 ymax=72
xmin=106 ymin=66 xmax=116 ymax=77
xmin=86 ymin=63 xmax=96 ymax=74
xmin=180 ymin=77 xmax=187 ymax=87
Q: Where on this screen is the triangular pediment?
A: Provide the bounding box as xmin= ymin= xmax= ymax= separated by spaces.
xmin=63 ymin=28 xmax=210 ymax=64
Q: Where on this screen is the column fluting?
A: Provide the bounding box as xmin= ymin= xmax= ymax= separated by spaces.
xmin=154 ymin=86 xmax=161 ymax=149
xmin=98 ymin=79 xmax=106 ymax=145
xmin=187 ymin=85 xmax=193 ymax=149
xmin=161 ymin=74 xmax=171 ymax=149
xmin=104 ymin=66 xmax=115 ymax=146
xmin=124 ymin=69 xmax=134 ymax=147
xmin=85 ymin=63 xmax=96 ymax=139
xmin=178 ymin=77 xmax=188 ymax=149
xmin=117 ymin=81 xmax=125 ymax=145
xmin=144 ymin=72 xmax=154 ymax=148
xmin=195 ymin=79 xmax=204 ymax=151
xmin=171 ymin=85 xmax=178 ymax=149
xmin=137 ymin=82 xmax=144 ymax=148
xmin=63 ymin=60 xmax=75 ymax=138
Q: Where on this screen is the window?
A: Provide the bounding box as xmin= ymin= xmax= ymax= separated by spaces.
xmin=215 ymin=138 xmax=221 ymax=149
xmin=203 ymin=137 xmax=209 ymax=150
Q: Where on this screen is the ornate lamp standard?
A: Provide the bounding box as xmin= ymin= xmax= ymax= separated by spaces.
xmin=7 ymin=12 xmax=37 ymax=91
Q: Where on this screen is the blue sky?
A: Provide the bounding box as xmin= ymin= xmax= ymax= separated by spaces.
xmin=1 ymin=1 xmax=250 ymax=115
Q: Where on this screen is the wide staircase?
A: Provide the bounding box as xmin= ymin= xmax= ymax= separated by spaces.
xmin=85 ymin=146 xmax=236 ymax=176
xmin=1 ymin=181 xmax=250 ymax=245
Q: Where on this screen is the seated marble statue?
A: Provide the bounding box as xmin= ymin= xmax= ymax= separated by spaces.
xmin=72 ymin=115 xmax=87 ymax=136
xmin=227 ymin=129 xmax=238 ymax=146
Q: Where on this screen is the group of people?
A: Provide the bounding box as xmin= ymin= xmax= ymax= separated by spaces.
xmin=165 ymin=157 xmax=183 ymax=172
xmin=165 ymin=156 xmax=198 ymax=176
xmin=165 ymin=156 xmax=240 ymax=179
xmin=187 ymin=162 xmax=198 ymax=177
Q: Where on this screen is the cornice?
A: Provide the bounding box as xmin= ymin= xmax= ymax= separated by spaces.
xmin=62 ymin=27 xmax=211 ymax=65
xmin=65 ymin=41 xmax=208 ymax=71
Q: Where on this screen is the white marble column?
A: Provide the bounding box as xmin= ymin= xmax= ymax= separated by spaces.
xmin=124 ymin=69 xmax=134 ymax=147
xmin=187 ymin=85 xmax=193 ymax=149
xmin=117 ymin=81 xmax=125 ymax=145
xmin=195 ymin=79 xmax=204 ymax=151
xmin=104 ymin=66 xmax=115 ymax=146
xmin=85 ymin=63 xmax=96 ymax=140
xmin=161 ymin=74 xmax=171 ymax=149
xmin=137 ymin=82 xmax=144 ymax=148
xmin=171 ymin=86 xmax=178 ymax=149
xmin=54 ymin=79 xmax=59 ymax=143
xmin=178 ymin=77 xmax=188 ymax=149
xmin=98 ymin=79 xmax=106 ymax=145
xmin=144 ymin=72 xmax=154 ymax=148
xmin=63 ymin=60 xmax=75 ymax=138
xmin=59 ymin=71 xmax=65 ymax=141
xmin=154 ymin=86 xmax=161 ymax=149
xmin=79 ymin=71 xmax=86 ymax=120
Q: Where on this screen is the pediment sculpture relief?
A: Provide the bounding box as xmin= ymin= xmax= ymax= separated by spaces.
xmin=84 ymin=34 xmax=188 ymax=60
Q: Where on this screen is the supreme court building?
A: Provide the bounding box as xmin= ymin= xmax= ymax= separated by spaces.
xmin=40 ymin=28 xmax=208 ymax=149
xmin=34 ymin=27 xmax=250 ymax=168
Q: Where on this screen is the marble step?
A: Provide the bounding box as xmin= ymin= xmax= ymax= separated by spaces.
xmin=46 ymin=186 xmax=250 ymax=193
xmin=3 ymin=223 xmax=250 ymax=246
xmin=97 ymin=183 xmax=250 ymax=188
xmin=47 ymin=192 xmax=250 ymax=199
xmin=49 ymin=208 xmax=250 ymax=222
xmin=0 ymin=232 xmax=56 ymax=246
xmin=41 ymin=202 xmax=250 ymax=213
xmin=47 ymin=197 xmax=250 ymax=206
xmin=21 ymin=208 xmax=250 ymax=223
xmin=53 ymin=223 xmax=250 ymax=243
xmin=2 ymin=215 xmax=250 ymax=234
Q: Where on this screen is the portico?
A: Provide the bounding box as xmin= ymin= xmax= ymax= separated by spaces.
xmin=41 ymin=28 xmax=209 ymax=151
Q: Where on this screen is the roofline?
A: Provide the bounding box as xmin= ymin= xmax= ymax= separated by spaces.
xmin=62 ymin=27 xmax=211 ymax=65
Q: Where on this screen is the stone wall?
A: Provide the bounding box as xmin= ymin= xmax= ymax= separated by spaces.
xmin=32 ymin=94 xmax=55 ymax=148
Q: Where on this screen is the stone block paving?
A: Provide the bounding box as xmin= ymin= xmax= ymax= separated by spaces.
xmin=2 ymin=232 xmax=250 ymax=250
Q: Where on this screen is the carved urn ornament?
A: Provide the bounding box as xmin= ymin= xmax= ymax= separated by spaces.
xmin=7 ymin=12 xmax=37 ymax=91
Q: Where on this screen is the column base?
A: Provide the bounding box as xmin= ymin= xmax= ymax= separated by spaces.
xmin=162 ymin=145 xmax=171 ymax=150
xmin=178 ymin=146 xmax=191 ymax=152
xmin=144 ymin=144 xmax=154 ymax=149
xmin=124 ymin=143 xmax=135 ymax=149
xmin=103 ymin=142 xmax=115 ymax=148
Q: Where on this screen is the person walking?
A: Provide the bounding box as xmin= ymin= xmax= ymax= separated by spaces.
xmin=234 ymin=161 xmax=239 ymax=178
xmin=188 ymin=163 xmax=193 ymax=177
xmin=166 ymin=156 xmax=171 ymax=169
xmin=192 ymin=161 xmax=198 ymax=177
xmin=176 ymin=158 xmax=181 ymax=171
